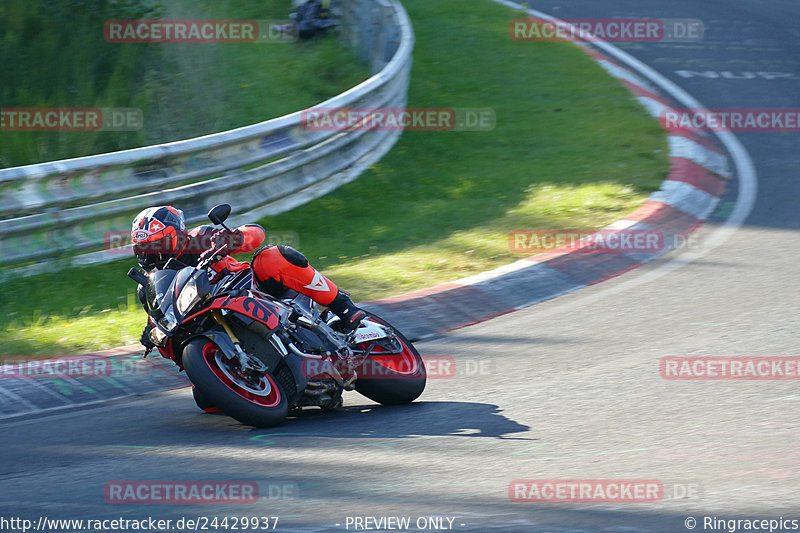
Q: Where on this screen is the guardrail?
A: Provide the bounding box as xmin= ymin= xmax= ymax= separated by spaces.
xmin=0 ymin=0 xmax=413 ymax=276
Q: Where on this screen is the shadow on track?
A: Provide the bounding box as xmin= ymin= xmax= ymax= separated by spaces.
xmin=245 ymin=401 xmax=533 ymax=443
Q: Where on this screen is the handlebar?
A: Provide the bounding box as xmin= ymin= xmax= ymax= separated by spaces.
xmin=198 ymin=243 xmax=229 ymax=269
xmin=127 ymin=268 xmax=148 ymax=286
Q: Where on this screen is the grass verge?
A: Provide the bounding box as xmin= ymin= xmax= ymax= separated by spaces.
xmin=0 ymin=0 xmax=366 ymax=166
xmin=0 ymin=0 xmax=669 ymax=357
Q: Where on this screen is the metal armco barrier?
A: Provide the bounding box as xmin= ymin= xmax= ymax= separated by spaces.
xmin=0 ymin=0 xmax=413 ymax=275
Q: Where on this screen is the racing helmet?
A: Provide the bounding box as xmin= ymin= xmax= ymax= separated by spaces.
xmin=130 ymin=206 xmax=187 ymax=270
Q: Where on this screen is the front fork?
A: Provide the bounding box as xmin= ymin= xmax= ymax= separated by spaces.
xmin=209 ymin=309 xmax=268 ymax=375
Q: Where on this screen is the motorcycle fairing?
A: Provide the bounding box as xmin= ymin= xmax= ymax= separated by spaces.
xmin=209 ymin=293 xmax=280 ymax=330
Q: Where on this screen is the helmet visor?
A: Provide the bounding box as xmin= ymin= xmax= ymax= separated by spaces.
xmin=133 ymin=235 xmax=180 ymax=270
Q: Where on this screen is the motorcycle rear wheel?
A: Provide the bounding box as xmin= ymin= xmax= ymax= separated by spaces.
xmin=354 ymin=314 xmax=426 ymax=405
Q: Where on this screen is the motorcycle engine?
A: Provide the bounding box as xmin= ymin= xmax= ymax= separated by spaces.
xmin=289 ymin=326 xmax=331 ymax=355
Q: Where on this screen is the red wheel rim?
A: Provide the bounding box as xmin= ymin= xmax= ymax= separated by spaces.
xmin=201 ymin=342 xmax=281 ymax=407
xmin=357 ymin=322 xmax=418 ymax=375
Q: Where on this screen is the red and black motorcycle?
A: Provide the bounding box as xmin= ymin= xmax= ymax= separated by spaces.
xmin=127 ymin=205 xmax=426 ymax=427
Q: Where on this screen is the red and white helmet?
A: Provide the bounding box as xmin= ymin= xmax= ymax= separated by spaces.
xmin=130 ymin=206 xmax=187 ymax=270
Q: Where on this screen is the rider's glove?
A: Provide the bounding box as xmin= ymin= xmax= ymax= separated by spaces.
xmin=140 ymin=324 xmax=156 ymax=351
xmin=211 ymin=228 xmax=244 ymax=251
xmin=137 ymin=284 xmax=150 ymax=312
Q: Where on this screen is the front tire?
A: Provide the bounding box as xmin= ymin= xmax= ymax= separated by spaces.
xmin=354 ymin=315 xmax=426 ymax=405
xmin=192 ymin=385 xmax=222 ymax=413
xmin=183 ymin=338 xmax=289 ymax=427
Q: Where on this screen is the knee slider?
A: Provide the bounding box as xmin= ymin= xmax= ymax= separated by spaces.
xmin=278 ymin=245 xmax=309 ymax=268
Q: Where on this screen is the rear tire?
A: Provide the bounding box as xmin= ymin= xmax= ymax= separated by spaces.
xmin=183 ymin=338 xmax=289 ymax=427
xmin=354 ymin=315 xmax=426 ymax=405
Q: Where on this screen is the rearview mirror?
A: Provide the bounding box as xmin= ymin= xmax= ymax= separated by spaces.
xmin=207 ymin=204 xmax=231 ymax=226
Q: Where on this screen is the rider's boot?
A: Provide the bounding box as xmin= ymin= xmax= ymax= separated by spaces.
xmin=327 ymin=290 xmax=366 ymax=332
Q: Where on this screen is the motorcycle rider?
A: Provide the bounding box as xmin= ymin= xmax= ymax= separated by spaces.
xmin=131 ymin=205 xmax=366 ymax=349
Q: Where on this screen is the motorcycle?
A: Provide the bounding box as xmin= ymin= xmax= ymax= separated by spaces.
xmin=126 ymin=204 xmax=426 ymax=427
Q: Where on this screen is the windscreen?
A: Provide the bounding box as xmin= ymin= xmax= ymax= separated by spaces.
xmin=145 ymin=269 xmax=178 ymax=311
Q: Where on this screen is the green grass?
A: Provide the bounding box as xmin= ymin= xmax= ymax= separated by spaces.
xmin=0 ymin=0 xmax=669 ymax=356
xmin=0 ymin=0 xmax=158 ymax=167
xmin=0 ymin=0 xmax=366 ymax=166
xmin=136 ymin=0 xmax=368 ymax=147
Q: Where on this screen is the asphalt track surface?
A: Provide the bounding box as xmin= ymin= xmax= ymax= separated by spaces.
xmin=2 ymin=1 xmax=799 ymax=531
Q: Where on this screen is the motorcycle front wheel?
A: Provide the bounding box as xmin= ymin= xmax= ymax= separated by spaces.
xmin=183 ymin=338 xmax=289 ymax=427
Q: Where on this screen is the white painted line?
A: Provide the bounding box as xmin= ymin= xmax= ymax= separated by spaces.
xmin=1 ymin=376 xmax=71 ymax=402
xmin=0 ymin=385 xmax=39 ymax=413
xmin=0 ymin=396 xmax=131 ymax=422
